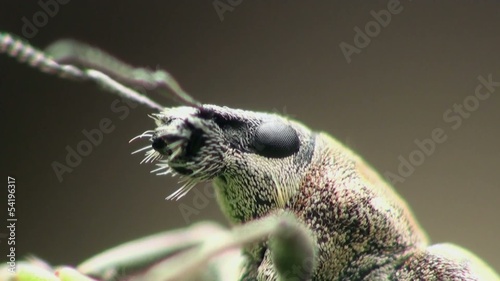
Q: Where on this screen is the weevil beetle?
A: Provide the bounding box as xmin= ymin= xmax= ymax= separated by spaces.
xmin=0 ymin=32 xmax=499 ymax=281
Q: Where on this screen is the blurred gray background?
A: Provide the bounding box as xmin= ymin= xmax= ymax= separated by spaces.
xmin=0 ymin=0 xmax=499 ymax=273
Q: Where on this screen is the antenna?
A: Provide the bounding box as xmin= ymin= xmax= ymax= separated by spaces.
xmin=0 ymin=32 xmax=201 ymax=110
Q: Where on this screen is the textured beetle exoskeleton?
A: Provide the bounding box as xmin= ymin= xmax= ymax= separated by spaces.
xmin=1 ymin=32 xmax=498 ymax=281
xmin=147 ymin=105 xmax=499 ymax=280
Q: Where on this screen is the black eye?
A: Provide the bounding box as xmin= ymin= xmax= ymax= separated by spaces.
xmin=253 ymin=121 xmax=300 ymax=158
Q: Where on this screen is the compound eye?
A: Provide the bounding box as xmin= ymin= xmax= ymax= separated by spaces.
xmin=253 ymin=121 xmax=300 ymax=158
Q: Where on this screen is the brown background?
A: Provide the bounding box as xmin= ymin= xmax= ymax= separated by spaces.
xmin=1 ymin=0 xmax=499 ymax=274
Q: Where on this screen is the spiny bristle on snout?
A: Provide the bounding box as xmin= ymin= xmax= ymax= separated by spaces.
xmin=130 ymin=128 xmax=202 ymax=200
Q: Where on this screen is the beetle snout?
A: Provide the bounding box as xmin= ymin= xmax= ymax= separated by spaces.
xmin=151 ymin=135 xmax=169 ymax=155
